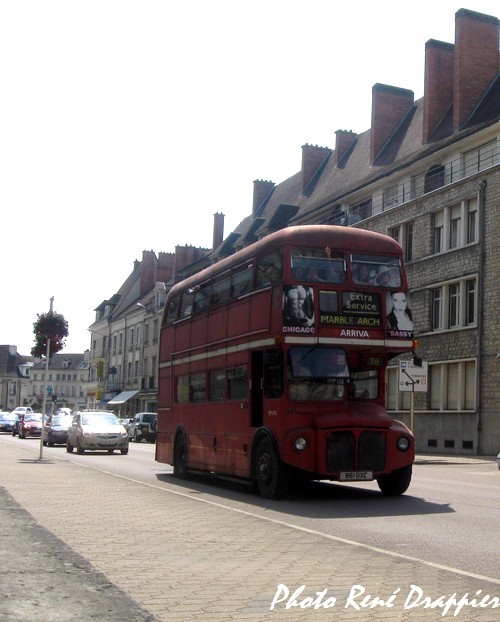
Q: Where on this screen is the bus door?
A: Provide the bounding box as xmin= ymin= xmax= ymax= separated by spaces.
xmin=251 ymin=348 xmax=283 ymax=424
xmin=250 ymin=351 xmax=264 ymax=428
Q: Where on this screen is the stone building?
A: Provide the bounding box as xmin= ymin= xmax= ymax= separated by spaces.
xmin=0 ymin=345 xmax=34 ymax=411
xmin=30 ymin=352 xmax=90 ymax=414
xmin=86 ymin=233 xmax=223 ymax=416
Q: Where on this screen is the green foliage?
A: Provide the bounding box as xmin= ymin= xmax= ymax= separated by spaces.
xmin=32 ymin=311 xmax=69 ymax=358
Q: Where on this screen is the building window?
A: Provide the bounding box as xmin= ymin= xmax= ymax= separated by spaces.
xmin=463 ymin=140 xmax=498 ymax=176
xmin=429 ymin=360 xmax=476 ymax=411
xmin=432 ymin=212 xmax=443 ymax=253
xmin=383 ymin=184 xmax=399 ymax=209
xmin=448 ymin=283 xmax=460 ymax=328
xmin=390 ymin=221 xmax=414 ymax=262
xmin=431 ymin=278 xmax=476 ymax=331
xmin=449 ymin=204 xmax=461 ymax=249
xmin=432 ymin=288 xmax=443 ymax=330
xmin=465 ymin=280 xmax=476 ymax=326
xmin=431 ymin=197 xmax=478 ymax=255
xmin=467 ymin=197 xmax=478 ymax=244
xmin=424 ymin=164 xmax=445 ymax=193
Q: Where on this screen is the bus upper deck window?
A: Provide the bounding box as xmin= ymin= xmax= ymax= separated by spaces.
xmin=166 ymin=296 xmax=180 ymax=324
xmin=351 ymin=253 xmax=401 ymax=287
xmin=256 ymin=252 xmax=282 ymax=287
xmin=291 ymin=248 xmax=345 ymax=284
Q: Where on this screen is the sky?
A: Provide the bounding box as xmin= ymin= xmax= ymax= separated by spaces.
xmin=1 ymin=0 xmax=497 ymax=356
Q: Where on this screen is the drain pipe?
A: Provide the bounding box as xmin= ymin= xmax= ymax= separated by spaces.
xmin=475 ymin=180 xmax=487 ymax=455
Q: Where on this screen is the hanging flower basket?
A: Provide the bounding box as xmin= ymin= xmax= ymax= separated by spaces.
xmin=32 ymin=312 xmax=69 ymax=358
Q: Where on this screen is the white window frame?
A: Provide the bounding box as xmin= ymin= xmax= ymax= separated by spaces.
xmin=431 ymin=277 xmax=477 ymax=332
xmin=430 ymin=360 xmax=476 ymax=411
xmin=389 ymin=220 xmax=414 ymax=262
xmin=431 ymin=196 xmax=478 ymax=254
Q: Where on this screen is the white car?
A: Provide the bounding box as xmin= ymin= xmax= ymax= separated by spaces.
xmin=66 ymin=411 xmax=129 ymax=455
xmin=11 ymin=406 xmax=34 ymax=417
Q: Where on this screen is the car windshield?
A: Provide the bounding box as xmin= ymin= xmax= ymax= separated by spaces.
xmin=25 ymin=414 xmax=42 ymax=422
xmin=51 ymin=415 xmax=72 ymax=426
xmin=81 ymin=414 xmax=120 ymax=427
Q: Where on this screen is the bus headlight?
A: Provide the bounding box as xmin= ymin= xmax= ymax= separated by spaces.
xmin=294 ymin=436 xmax=307 ymax=451
xmin=397 ymin=436 xmax=410 ymax=451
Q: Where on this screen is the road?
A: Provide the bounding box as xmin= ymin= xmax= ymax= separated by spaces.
xmin=4 ymin=434 xmax=499 ymax=581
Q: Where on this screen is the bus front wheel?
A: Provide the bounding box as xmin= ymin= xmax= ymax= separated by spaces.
xmin=173 ymin=434 xmax=188 ymax=479
xmin=377 ymin=464 xmax=412 ymax=496
xmin=255 ymin=437 xmax=289 ymax=499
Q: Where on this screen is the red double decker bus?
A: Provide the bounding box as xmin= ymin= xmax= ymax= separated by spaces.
xmin=156 ymin=225 xmax=415 ymax=498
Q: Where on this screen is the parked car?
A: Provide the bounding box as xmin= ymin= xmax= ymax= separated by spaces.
xmin=120 ymin=418 xmax=133 ymax=432
xmin=66 ymin=411 xmax=129 ymax=455
xmin=11 ymin=406 xmax=34 ymax=417
xmin=128 ymin=412 xmax=157 ymax=443
xmin=0 ymin=412 xmax=19 ymax=433
xmin=497 ymin=452 xmax=500 ymax=471
xmin=42 ymin=413 xmax=73 ymax=447
xmin=17 ymin=413 xmax=43 ymax=439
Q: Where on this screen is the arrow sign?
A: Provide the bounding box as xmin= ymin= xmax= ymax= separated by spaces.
xmin=399 ymin=360 xmax=428 ymax=392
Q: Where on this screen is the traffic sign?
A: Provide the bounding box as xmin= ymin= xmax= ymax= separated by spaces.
xmin=398 ymin=360 xmax=428 ymax=392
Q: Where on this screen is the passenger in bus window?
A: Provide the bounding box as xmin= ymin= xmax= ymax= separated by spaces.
xmin=292 ymin=266 xmax=306 ymax=281
xmin=324 ymin=247 xmax=345 ymax=283
xmin=354 ymin=264 xmax=371 ymax=284
xmin=377 ymin=270 xmax=391 ymax=286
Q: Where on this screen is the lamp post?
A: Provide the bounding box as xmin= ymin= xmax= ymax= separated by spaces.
xmin=38 ymin=297 xmax=54 ymax=461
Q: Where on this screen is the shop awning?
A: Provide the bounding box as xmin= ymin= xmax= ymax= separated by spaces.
xmin=107 ymin=390 xmax=139 ymax=405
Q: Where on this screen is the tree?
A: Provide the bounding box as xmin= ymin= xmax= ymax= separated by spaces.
xmin=31 ymin=311 xmax=69 ymax=358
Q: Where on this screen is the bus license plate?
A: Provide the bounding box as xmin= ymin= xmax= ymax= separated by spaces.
xmin=340 ymin=471 xmax=373 ymax=481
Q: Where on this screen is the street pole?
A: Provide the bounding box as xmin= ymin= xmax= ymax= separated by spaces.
xmin=38 ymin=297 xmax=54 ymax=461
xmin=410 ymin=388 xmax=414 ymax=432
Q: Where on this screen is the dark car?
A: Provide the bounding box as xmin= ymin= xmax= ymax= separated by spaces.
xmin=0 ymin=412 xmax=18 ymax=433
xmin=42 ymin=414 xmax=73 ymax=446
xmin=17 ymin=413 xmax=43 ymax=439
xmin=0 ymin=412 xmax=19 ymax=433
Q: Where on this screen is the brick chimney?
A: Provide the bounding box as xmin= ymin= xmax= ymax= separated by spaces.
xmin=333 ymin=130 xmax=357 ymax=166
xmin=157 ymin=252 xmax=175 ymax=284
xmin=140 ymin=250 xmax=157 ymax=296
xmin=370 ymin=83 xmax=414 ymax=162
xmin=423 ymin=39 xmax=454 ymax=142
xmin=252 ymin=179 xmax=275 ymax=215
xmin=301 ymin=144 xmax=331 ymax=191
xmin=453 ymin=9 xmax=499 ymax=130
xmin=213 ymin=212 xmax=224 ymax=249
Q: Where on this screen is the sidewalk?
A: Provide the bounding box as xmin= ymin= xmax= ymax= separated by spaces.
xmin=0 ymin=443 xmax=498 ymax=622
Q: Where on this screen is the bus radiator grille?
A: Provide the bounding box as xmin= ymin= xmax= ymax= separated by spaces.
xmin=326 ymin=431 xmax=385 ymax=472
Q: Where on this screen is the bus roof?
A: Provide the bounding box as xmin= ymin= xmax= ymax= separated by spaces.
xmin=169 ymin=225 xmax=402 ymax=295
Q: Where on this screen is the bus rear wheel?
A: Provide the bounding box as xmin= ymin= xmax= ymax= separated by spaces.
xmin=173 ymin=434 xmax=188 ymax=479
xmin=377 ymin=464 xmax=412 ymax=496
xmin=255 ymin=437 xmax=289 ymax=499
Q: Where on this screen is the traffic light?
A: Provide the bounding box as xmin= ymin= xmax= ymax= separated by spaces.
xmin=413 ymin=355 xmax=422 ymax=367
xmin=52 ymin=394 xmax=57 ymax=402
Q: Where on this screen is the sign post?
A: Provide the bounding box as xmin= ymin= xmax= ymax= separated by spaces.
xmin=398 ymin=360 xmax=428 ymax=431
